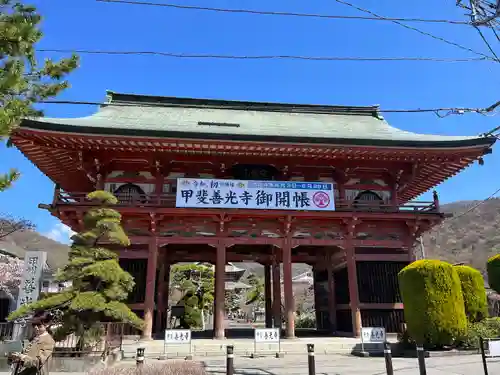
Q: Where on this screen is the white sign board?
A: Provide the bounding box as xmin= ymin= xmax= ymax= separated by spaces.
xmin=16 ymin=251 xmax=46 ymax=309
xmin=176 ymin=178 xmax=335 ymax=211
xmin=489 ymin=340 xmax=500 ymax=357
xmin=254 ymin=328 xmax=280 ymax=343
xmin=361 ymin=327 xmax=386 ymax=343
xmin=164 ymin=329 xmax=191 ymax=344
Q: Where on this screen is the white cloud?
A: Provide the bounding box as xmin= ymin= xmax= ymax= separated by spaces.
xmin=44 ymin=223 xmax=76 ymax=244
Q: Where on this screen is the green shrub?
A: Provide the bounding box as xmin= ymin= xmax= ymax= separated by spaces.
xmin=487 ymin=255 xmax=500 ymax=294
xmin=455 ymin=265 xmax=488 ymax=322
xmin=398 ymin=259 xmax=467 ymax=348
xmin=461 ymin=318 xmax=500 ymax=349
xmin=295 ymin=313 xmax=316 ymax=329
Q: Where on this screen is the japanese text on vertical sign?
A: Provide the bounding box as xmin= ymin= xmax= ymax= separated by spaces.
xmin=175 ymin=179 xmax=335 ymax=211
xmin=16 ymin=251 xmax=46 ymax=309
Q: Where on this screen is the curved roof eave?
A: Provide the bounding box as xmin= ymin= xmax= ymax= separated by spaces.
xmin=19 ymin=118 xmax=496 ymax=149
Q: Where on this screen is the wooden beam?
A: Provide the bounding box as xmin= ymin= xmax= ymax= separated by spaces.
xmin=355 ymin=253 xmax=409 ymax=262
xmin=336 ymin=303 xmax=404 ymax=310
xmin=115 ymin=249 xmax=149 ymax=259
xmin=128 ymin=303 xmax=145 ymax=310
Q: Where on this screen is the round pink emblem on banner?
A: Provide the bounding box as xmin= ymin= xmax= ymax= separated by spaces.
xmin=313 ymin=191 xmax=330 ymax=208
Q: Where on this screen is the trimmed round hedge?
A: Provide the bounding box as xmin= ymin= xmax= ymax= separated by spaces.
xmin=398 ymin=259 xmax=467 ymax=347
xmin=455 ymin=265 xmax=488 ymax=323
xmin=487 ymin=254 xmax=500 ymax=294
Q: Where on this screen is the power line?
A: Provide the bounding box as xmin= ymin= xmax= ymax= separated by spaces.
xmin=95 ymin=0 xmax=497 ymax=61
xmin=447 ymin=186 xmax=500 ymax=221
xmin=492 ymin=27 xmax=500 ymax=42
xmin=474 ymin=25 xmax=500 ymax=61
xmin=36 ymin=48 xmax=490 ymax=63
xmin=333 ymin=0 xmax=497 ymax=61
xmin=34 ymin=99 xmax=500 ymax=116
xmin=95 ymin=0 xmax=470 ymax=25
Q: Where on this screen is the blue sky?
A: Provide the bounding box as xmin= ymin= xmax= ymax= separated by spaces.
xmin=0 ymin=0 xmax=498 ymax=243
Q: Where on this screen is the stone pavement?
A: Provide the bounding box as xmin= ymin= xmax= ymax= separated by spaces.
xmin=111 ymin=353 xmax=500 ymax=375
xmin=201 ymin=354 xmax=499 ymax=374
xmin=1 ymin=353 xmax=498 ymax=374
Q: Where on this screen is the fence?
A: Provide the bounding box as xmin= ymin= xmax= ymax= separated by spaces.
xmin=0 ymin=322 xmax=138 ymax=357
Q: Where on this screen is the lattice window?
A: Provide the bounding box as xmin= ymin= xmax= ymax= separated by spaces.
xmin=113 ymin=183 xmax=146 ymax=204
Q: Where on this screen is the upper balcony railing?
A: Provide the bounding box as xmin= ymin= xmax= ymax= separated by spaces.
xmin=55 ymin=192 xmax=440 ymax=214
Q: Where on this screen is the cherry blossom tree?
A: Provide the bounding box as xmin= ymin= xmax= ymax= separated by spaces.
xmin=0 ymin=254 xmax=23 ymax=300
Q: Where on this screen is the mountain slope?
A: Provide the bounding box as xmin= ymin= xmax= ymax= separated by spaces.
xmin=423 ymin=197 xmax=500 ymax=274
xmin=0 ymin=230 xmax=70 ymax=270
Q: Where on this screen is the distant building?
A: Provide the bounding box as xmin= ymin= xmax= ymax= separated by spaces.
xmin=289 ymin=271 xmax=314 ymax=285
xmin=188 ymin=262 xmax=250 ymax=291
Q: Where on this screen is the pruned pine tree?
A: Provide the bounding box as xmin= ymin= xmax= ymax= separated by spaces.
xmin=0 ymin=0 xmax=78 ymax=191
xmin=8 ymin=191 xmax=143 ymax=341
xmin=245 ymin=274 xmax=264 ymax=308
xmin=170 ymin=264 xmax=214 ymax=329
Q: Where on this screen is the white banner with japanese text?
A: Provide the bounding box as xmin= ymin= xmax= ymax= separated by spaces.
xmin=176 ymin=178 xmax=335 ymax=211
xmin=16 ymin=251 xmax=46 ymax=309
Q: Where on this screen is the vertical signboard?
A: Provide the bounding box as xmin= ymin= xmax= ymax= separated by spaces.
xmin=16 ymin=251 xmax=46 ymax=310
xmin=11 ymin=251 xmax=46 ymax=340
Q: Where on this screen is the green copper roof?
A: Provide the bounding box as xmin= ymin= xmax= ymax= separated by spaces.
xmin=21 ymin=91 xmax=496 ymax=148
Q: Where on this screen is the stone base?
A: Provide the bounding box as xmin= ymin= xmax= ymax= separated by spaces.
xmin=351 ymin=351 xmax=370 ymax=357
xmin=250 ymin=352 xmax=283 ymax=359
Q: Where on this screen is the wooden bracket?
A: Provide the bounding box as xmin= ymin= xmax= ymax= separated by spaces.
xmin=342 ymin=217 xmax=361 ymax=237
xmin=150 ymin=212 xmax=157 ymax=234
xmin=278 ymin=215 xmax=294 ymax=236
xmin=405 ymin=220 xmax=421 ymax=238
xmin=218 ymin=213 xmax=231 ymax=234
xmin=75 ymin=211 xmax=84 ymax=232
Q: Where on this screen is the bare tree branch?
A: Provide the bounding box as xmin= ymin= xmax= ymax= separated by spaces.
xmin=0 ymin=215 xmax=35 ymax=240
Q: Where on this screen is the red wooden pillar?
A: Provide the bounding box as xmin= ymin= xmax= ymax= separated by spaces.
xmin=264 ymin=264 xmax=273 ymax=328
xmin=155 ymin=254 xmax=166 ymax=333
xmin=214 ymin=242 xmax=226 ymax=339
xmin=272 ymin=260 xmax=281 ymax=328
xmin=96 ymin=174 xmax=104 ymax=190
xmin=164 ymin=263 xmax=171 ymax=327
xmin=142 ymin=236 xmax=158 ymax=340
xmin=346 ymin=240 xmax=361 ymax=337
xmin=312 ymin=265 xmax=322 ymax=329
xmin=327 ymin=260 xmax=336 ymax=333
xmin=282 ymin=240 xmax=295 ymax=338
xmin=391 ymin=180 xmax=398 ymax=206
xmin=408 ymin=236 xmax=416 ymax=262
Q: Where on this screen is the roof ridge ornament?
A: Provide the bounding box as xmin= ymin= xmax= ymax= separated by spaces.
xmin=372 ymin=104 xmax=385 ymax=120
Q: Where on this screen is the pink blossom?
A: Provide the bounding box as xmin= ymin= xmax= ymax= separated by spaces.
xmin=0 ymin=255 xmax=23 ymax=300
